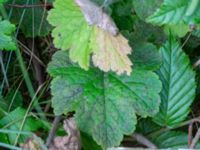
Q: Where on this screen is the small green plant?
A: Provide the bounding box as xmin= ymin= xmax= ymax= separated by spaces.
xmin=0 ymin=0 xmax=200 ymax=149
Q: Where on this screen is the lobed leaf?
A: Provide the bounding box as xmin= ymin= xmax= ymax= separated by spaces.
xmin=0 ymin=19 xmax=16 ymax=51
xmin=92 ymin=28 xmax=132 ymax=75
xmin=48 ymin=50 xmax=162 ymax=149
xmin=47 ymin=0 xmax=132 ymax=75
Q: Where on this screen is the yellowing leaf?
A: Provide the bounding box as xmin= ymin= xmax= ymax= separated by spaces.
xmin=92 ymin=28 xmax=132 ymax=75
xmin=47 ymin=0 xmax=133 ymax=75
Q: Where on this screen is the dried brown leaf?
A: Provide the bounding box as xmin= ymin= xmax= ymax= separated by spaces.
xmin=49 ymin=118 xmax=81 ymax=150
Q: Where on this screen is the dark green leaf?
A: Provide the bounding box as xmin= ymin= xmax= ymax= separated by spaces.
xmin=151 ymin=131 xmax=200 ymax=149
xmin=153 ymin=36 xmax=196 ymax=127
xmin=133 ymin=0 xmax=163 ymax=20
xmin=131 ymin=42 xmax=162 ymax=71
xmin=81 ymin=132 xmax=102 ymax=150
xmin=48 ymin=50 xmax=162 ymax=149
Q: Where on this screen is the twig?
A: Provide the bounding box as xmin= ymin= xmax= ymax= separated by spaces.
xmin=17 ymin=40 xmax=46 ymax=67
xmin=188 ymin=122 xmax=193 ymax=146
xmin=181 ymin=32 xmax=192 ymax=49
xmin=149 ymin=117 xmax=200 ymax=137
xmin=46 ymin=115 xmax=62 ymax=147
xmin=14 ymin=84 xmax=45 ymax=145
xmin=193 ymin=58 xmax=200 ymax=68
xmin=27 ymin=39 xmax=45 ymax=86
xmin=132 ymin=133 xmax=157 ymax=149
xmin=0 ymin=51 xmax=9 ymax=88
xmin=190 ymin=128 xmax=200 ymax=149
xmin=6 ymin=3 xmax=52 ymax=8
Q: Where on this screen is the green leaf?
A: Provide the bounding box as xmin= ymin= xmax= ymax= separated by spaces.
xmin=132 ymin=0 xmax=163 ymax=20
xmin=125 ymin=20 xmax=166 ymax=45
xmin=196 ymin=64 xmax=200 ymax=96
xmin=136 ymin=118 xmax=161 ymax=135
xmin=6 ymin=0 xmax=52 ymax=37
xmin=0 ymin=96 xmax=7 ymax=118
xmin=0 ymin=107 xmax=43 ymax=144
xmin=193 ymin=30 xmax=200 ymax=37
xmin=131 ymin=42 xmax=162 ymax=71
xmin=48 ymin=50 xmax=162 ymax=149
xmin=0 ymin=0 xmax=6 ymax=4
xmin=147 ymin=0 xmax=200 ymax=25
xmin=81 ymin=132 xmax=103 ymax=150
xmin=0 ymin=90 xmax=23 ymax=117
xmin=151 ymin=131 xmax=200 ymax=149
xmin=0 ymin=19 xmax=16 ymax=51
xmin=5 ymin=89 xmax=23 ymax=111
xmin=164 ymin=23 xmax=190 ymax=37
xmin=111 ymin=0 xmax=135 ymax=31
xmin=193 ymin=27 xmax=200 ymax=37
xmin=153 ymin=36 xmax=196 ymax=127
xmin=47 ymin=0 xmax=95 ymax=69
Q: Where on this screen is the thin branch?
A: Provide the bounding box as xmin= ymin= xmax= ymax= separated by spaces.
xmin=132 ymin=133 xmax=158 ymax=149
xmin=190 ymin=128 xmax=200 ymax=149
xmin=6 ymin=3 xmax=52 ymax=8
xmin=0 ymin=51 xmax=9 ymax=88
xmin=27 ymin=39 xmax=45 ymax=86
xmin=193 ymin=59 xmax=200 ymax=68
xmin=181 ymin=32 xmax=192 ymax=49
xmin=149 ymin=117 xmax=200 ymax=137
xmin=188 ymin=122 xmax=193 ymax=146
xmin=46 ymin=115 xmax=62 ymax=147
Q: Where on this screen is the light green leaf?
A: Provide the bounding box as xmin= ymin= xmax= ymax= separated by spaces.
xmin=0 ymin=0 xmax=6 ymax=4
xmin=153 ymin=36 xmax=196 ymax=127
xmin=48 ymin=50 xmax=162 ymax=149
xmin=0 ymin=19 xmax=16 ymax=51
xmin=147 ymin=0 xmax=200 ymax=25
xmin=6 ymin=0 xmax=52 ymax=37
xmin=164 ymin=23 xmax=190 ymax=37
xmin=47 ymin=0 xmax=132 ymax=75
xmin=47 ymin=0 xmax=95 ymax=69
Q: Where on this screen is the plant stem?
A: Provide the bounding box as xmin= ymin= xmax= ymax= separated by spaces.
xmin=0 ymin=4 xmax=46 ymax=120
xmin=0 ymin=4 xmax=8 ymax=19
